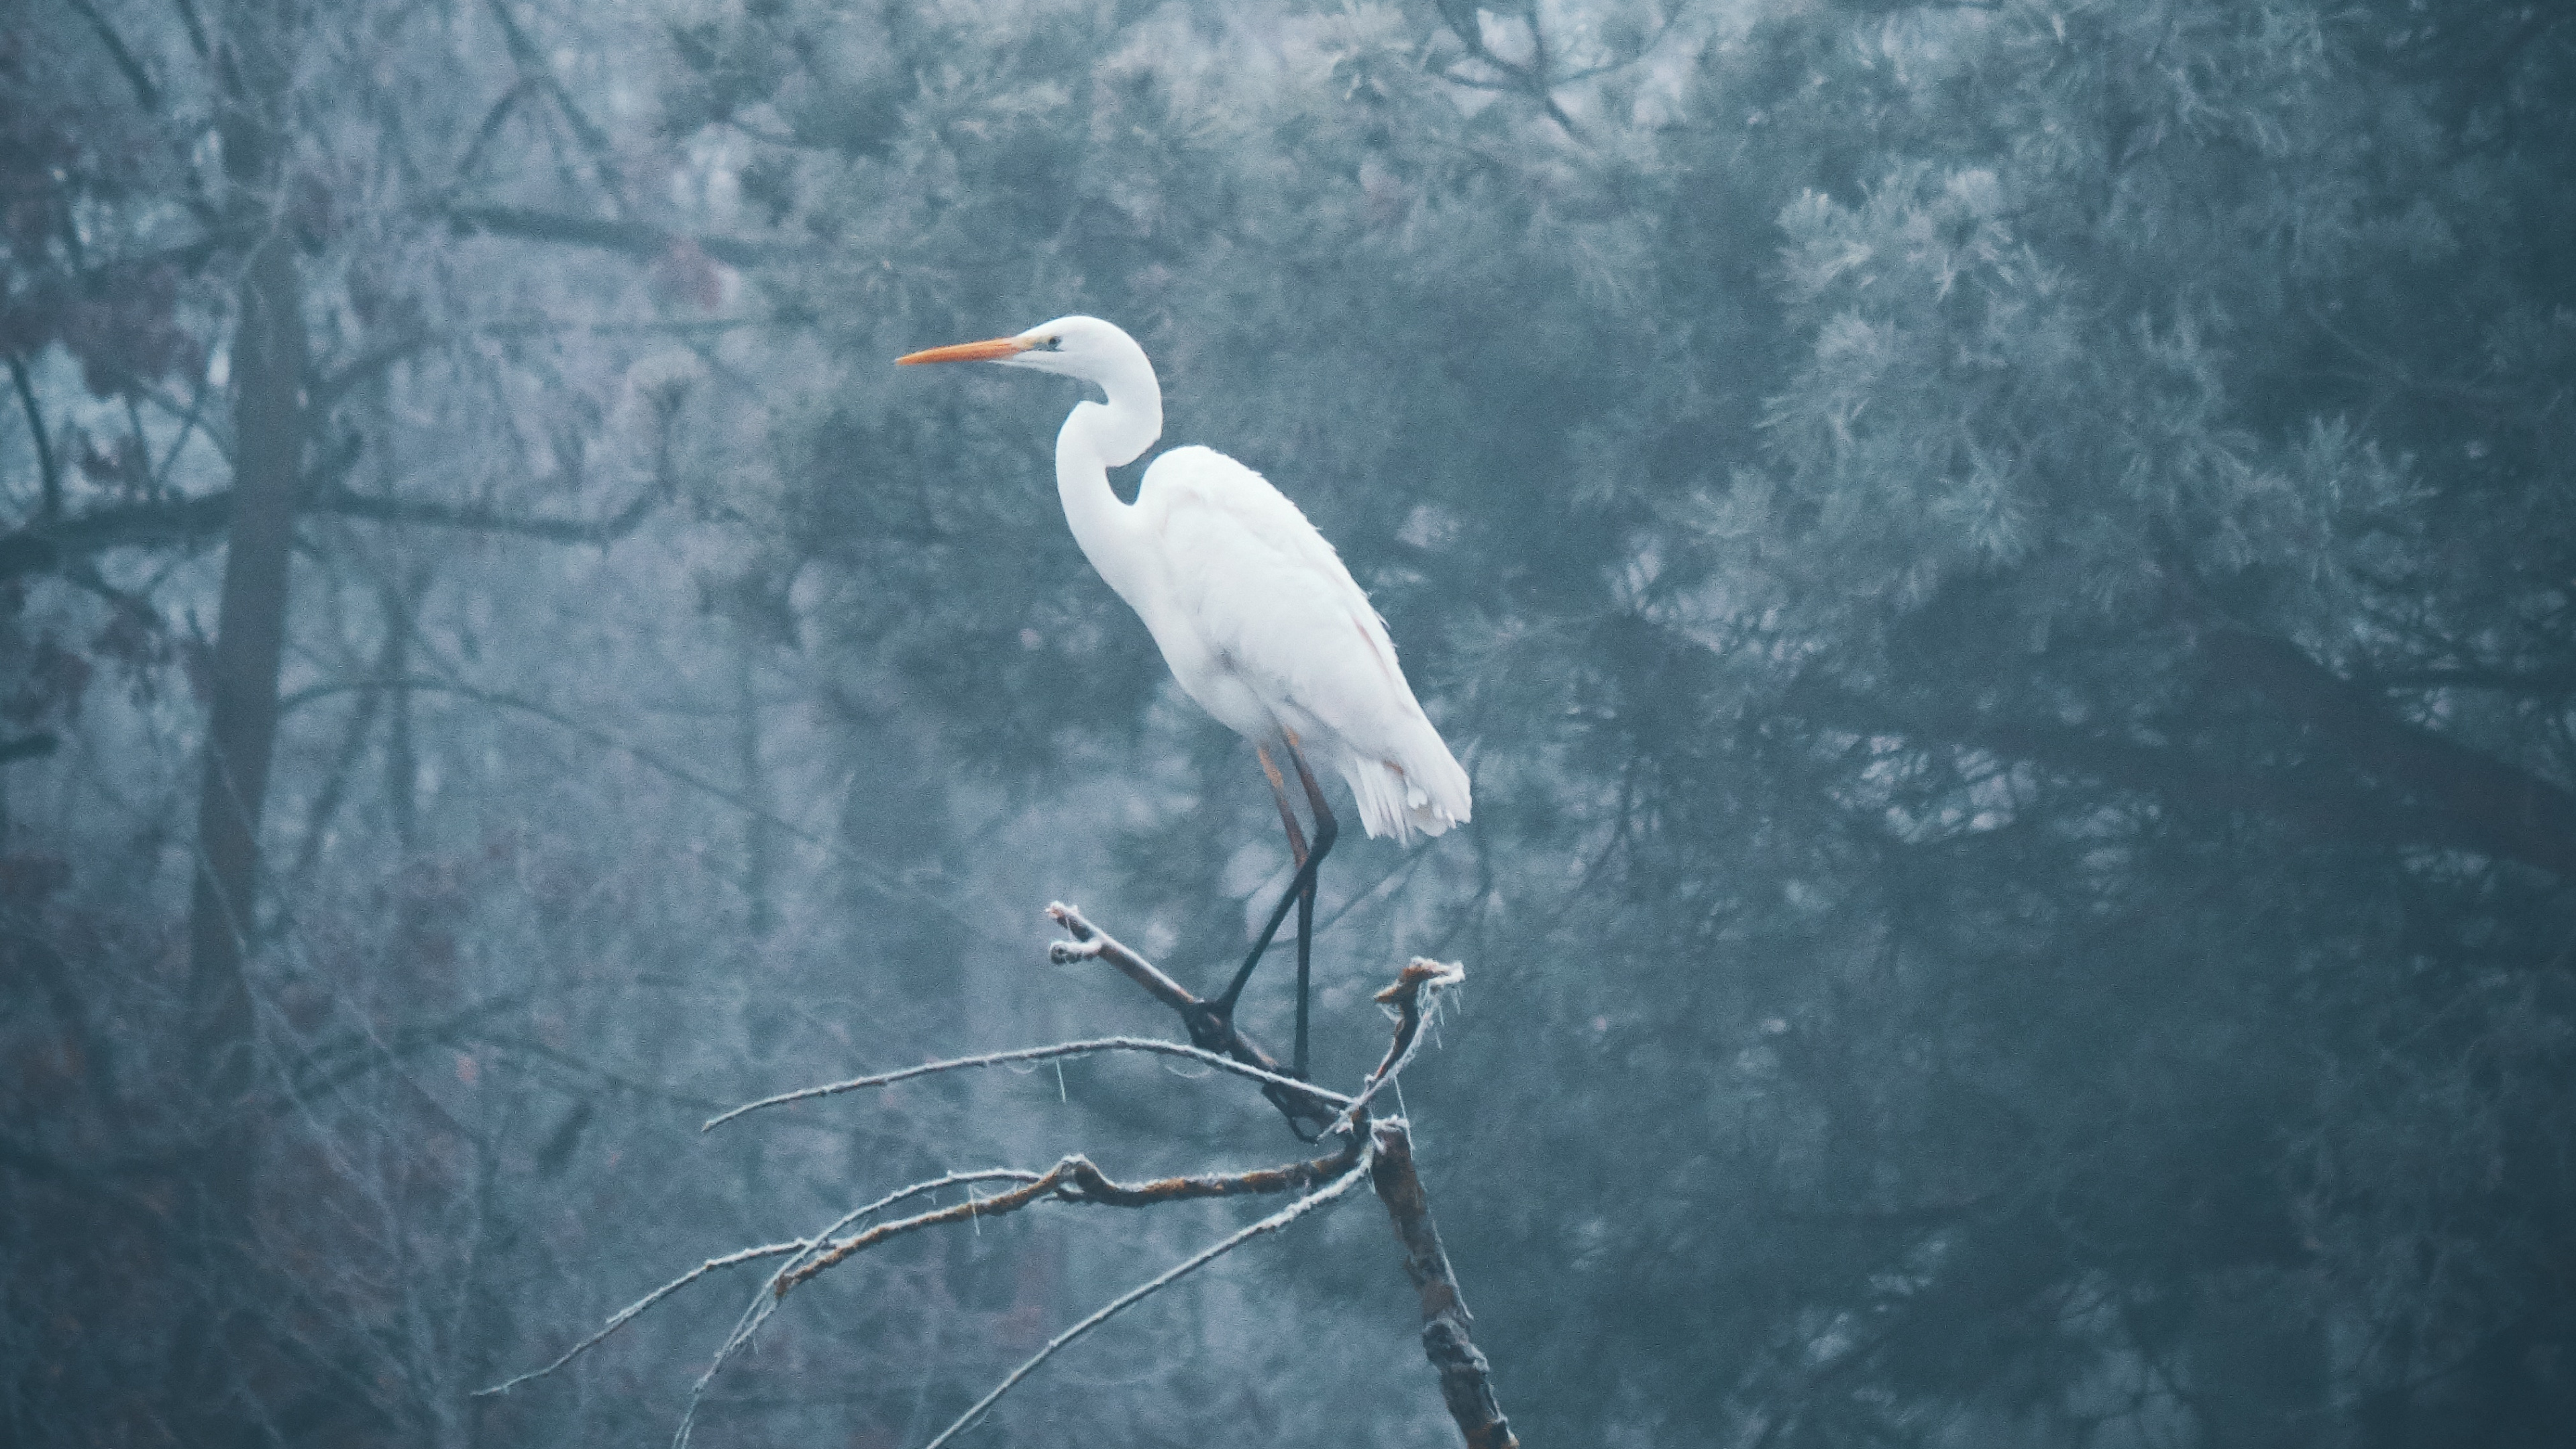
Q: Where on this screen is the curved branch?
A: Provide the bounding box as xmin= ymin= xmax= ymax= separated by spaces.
xmin=481 ymin=1169 xmax=1044 ymax=1398
xmin=777 ymin=1141 xmax=1363 ymax=1294
xmin=704 ymin=1036 xmax=1350 ymax=1132
xmin=918 ymin=1153 xmax=1378 ymax=1449
xmin=1328 ymin=957 xmax=1464 ymax=1136
xmin=480 ymin=1240 xmax=806 ymax=1397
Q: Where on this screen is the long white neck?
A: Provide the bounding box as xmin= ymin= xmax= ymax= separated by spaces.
xmin=1054 ymin=351 xmax=1163 ymax=605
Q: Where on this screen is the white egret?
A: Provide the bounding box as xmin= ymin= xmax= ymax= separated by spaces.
xmin=898 ymin=316 xmax=1470 ymax=1087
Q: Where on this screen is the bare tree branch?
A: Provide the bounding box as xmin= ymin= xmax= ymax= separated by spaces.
xmin=497 ymin=927 xmax=1515 ymax=1448
xmin=480 ymin=1169 xmax=1047 ymax=1398
xmin=486 ymin=1240 xmax=808 ymax=1395
xmin=1044 ymin=901 xmax=1199 ymax=1014
xmin=1372 ymin=1117 xmax=1519 ymax=1449
xmin=272 ymin=672 xmax=975 ymax=927
xmin=65 ymin=0 xmax=160 ymax=111
xmin=664 ymin=1143 xmax=1365 ymax=1445
xmin=482 ymin=0 xmax=629 ymax=208
xmin=448 ymin=78 xmax=539 ymax=187
xmin=1327 ymin=957 xmax=1464 ymax=1136
xmin=0 ymin=472 xmax=663 ymax=582
xmin=703 ymin=1036 xmax=1352 ymax=1132
xmin=1426 ymin=0 xmax=1585 ymax=136
xmin=7 ymin=354 xmax=62 ymax=521
xmin=307 ymin=479 xmax=662 ymax=543
xmin=777 ymin=1140 xmax=1364 ymax=1293
xmin=918 ymin=1154 xmax=1379 ymax=1449
xmin=1045 ymin=902 xmax=1342 ymax=1130
xmin=439 ymin=203 xmax=792 ymax=268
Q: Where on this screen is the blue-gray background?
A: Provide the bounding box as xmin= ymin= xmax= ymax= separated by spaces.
xmin=6 ymin=2 xmax=2572 ymax=1445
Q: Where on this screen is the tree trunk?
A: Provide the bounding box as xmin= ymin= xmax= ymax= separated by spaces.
xmin=174 ymin=7 xmax=311 ymax=1435
xmin=186 ymin=228 xmax=307 ymax=1103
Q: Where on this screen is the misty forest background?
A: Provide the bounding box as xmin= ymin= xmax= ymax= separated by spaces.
xmin=7 ymin=0 xmax=2575 ymax=1444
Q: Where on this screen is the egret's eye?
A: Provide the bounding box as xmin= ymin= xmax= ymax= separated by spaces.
xmin=1046 ymin=335 xmax=1063 ymax=350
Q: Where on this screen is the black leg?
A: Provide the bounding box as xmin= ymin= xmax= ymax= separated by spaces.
xmin=1281 ymin=739 xmax=1336 ymax=1079
xmin=1294 ymin=862 xmax=1314 ymax=1077
xmin=1216 ymin=735 xmax=1336 ymax=1061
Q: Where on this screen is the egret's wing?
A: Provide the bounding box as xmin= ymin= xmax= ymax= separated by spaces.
xmin=1137 ymin=446 xmax=1469 ymax=837
xmin=1140 ymin=447 xmax=1405 ymax=724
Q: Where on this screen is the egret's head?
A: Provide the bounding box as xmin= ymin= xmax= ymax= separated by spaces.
xmin=897 ymin=315 xmax=1148 ymax=388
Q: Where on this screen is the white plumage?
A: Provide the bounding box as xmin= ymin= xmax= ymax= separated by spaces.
xmin=1134 ymin=443 xmax=1469 ymax=843
xmin=898 ymin=315 xmax=1470 ymax=845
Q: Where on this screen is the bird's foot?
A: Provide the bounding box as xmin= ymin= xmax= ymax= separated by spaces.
xmin=1183 ymin=1000 xmax=1237 ymax=1056
xmin=1264 ymin=1079 xmax=1336 ymax=1143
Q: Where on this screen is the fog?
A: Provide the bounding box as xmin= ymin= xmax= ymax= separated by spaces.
xmin=6 ymin=2 xmax=2573 ymax=1445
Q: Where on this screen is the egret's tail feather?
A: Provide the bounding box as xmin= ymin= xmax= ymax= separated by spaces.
xmin=1343 ymin=754 xmax=1470 ymax=846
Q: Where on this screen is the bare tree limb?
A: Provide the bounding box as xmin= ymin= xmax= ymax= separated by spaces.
xmin=482 ymin=0 xmax=629 ymax=209
xmin=65 ymin=0 xmax=161 ymax=111
xmin=669 ymin=1166 xmax=1069 ymax=1446
xmin=1372 ymin=1118 xmax=1519 ymax=1449
xmin=1044 ymin=900 xmax=1200 ymax=1013
xmin=307 ymin=479 xmax=662 ymax=543
xmin=1045 ymin=902 xmax=1343 ymax=1130
xmin=1426 ymin=0 xmax=1585 ymax=136
xmin=918 ymin=1153 xmax=1379 ymax=1449
xmin=309 ymin=324 xmax=436 ymax=411
xmin=480 ymin=1169 xmax=1046 ymax=1398
xmin=485 ymin=1240 xmax=808 ymax=1396
xmin=777 ymin=1140 xmax=1363 ymax=1293
xmin=0 ymin=473 xmax=663 ymax=582
xmin=7 ymin=354 xmax=62 ymax=521
xmin=439 ymin=203 xmax=791 ymax=268
xmin=702 ymin=1035 xmax=1351 ymax=1132
xmin=663 ymin=1144 xmax=1365 ymax=1445
xmin=1327 ymin=957 xmax=1464 ymax=1136
xmin=272 ymin=672 xmax=977 ymax=928
xmin=448 ymin=79 xmax=539 ymax=187
xmin=497 ymin=929 xmax=1515 ymax=1448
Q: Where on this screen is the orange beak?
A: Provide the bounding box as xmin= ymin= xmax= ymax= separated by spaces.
xmin=896 ymin=335 xmax=1032 ymax=366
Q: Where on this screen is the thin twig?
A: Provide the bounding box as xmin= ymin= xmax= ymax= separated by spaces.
xmin=670 ymin=1168 xmax=1053 ymax=1446
xmin=917 ymin=1153 xmax=1379 ymax=1449
xmin=482 ymin=1169 xmax=1044 ymax=1399
xmin=1326 ymin=958 xmax=1464 ymax=1136
xmin=8 ymin=355 xmax=60 ymax=521
xmin=476 ymin=1240 xmax=803 ymax=1397
xmin=666 ymin=1148 xmax=1359 ymax=1444
xmin=704 ymin=1036 xmax=1352 ymax=1132
xmin=268 ymin=672 xmax=978 ymax=928
xmin=1045 ymin=902 xmax=1199 ymax=1014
